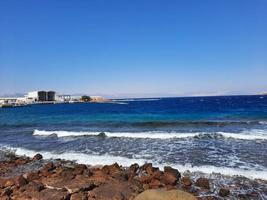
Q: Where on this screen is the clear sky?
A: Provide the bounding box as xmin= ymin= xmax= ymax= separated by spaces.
xmin=0 ymin=0 xmax=267 ymax=98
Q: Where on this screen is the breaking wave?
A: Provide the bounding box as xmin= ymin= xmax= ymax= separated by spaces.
xmin=33 ymin=129 xmax=267 ymax=140
xmin=2 ymin=146 xmax=267 ymax=180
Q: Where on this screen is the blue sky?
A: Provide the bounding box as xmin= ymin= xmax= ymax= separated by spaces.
xmin=0 ymin=0 xmax=267 ymax=97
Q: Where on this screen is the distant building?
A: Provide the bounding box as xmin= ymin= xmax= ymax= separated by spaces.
xmin=56 ymin=94 xmax=71 ymax=102
xmin=47 ymin=91 xmax=56 ymax=101
xmin=27 ymin=91 xmax=56 ymax=102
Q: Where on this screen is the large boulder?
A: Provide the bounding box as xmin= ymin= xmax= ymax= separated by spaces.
xmin=134 ymin=189 xmax=197 ymax=200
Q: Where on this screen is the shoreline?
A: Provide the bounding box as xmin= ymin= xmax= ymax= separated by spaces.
xmin=0 ymin=151 xmax=266 ymax=200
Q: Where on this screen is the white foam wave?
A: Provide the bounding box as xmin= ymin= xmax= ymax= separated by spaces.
xmin=218 ymin=131 xmax=267 ymax=140
xmin=33 ymin=129 xmax=199 ymax=139
xmin=7 ymin=146 xmax=146 ymax=167
xmin=4 ymin=146 xmax=267 ymax=180
xmin=167 ymin=163 xmax=267 ymax=180
xmin=33 ymin=129 xmax=267 ymax=140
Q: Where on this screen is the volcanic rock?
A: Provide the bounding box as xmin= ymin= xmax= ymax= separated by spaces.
xmin=182 ymin=176 xmax=192 ymax=187
xmin=101 ymin=163 xmax=122 ymax=176
xmin=196 ymin=178 xmax=210 ymax=190
xmin=14 ymin=175 xmax=28 ymax=188
xmin=218 ymin=187 xmax=230 ymax=197
xmin=162 ymin=166 xmax=180 ymax=185
xmin=33 ymin=153 xmax=43 ymax=161
xmin=134 ymin=189 xmax=197 ymax=200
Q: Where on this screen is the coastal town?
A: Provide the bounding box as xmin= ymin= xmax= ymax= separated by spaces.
xmin=0 ymin=90 xmax=110 ymax=108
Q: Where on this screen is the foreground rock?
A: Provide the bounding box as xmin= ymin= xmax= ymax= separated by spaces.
xmin=134 ymin=189 xmax=197 ymax=200
xmin=0 ymin=152 xmax=266 ymax=200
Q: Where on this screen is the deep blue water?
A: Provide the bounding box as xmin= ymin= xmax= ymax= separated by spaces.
xmin=1 ymin=95 xmax=267 ymax=179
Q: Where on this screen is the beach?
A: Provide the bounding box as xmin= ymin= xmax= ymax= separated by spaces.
xmin=0 ymin=151 xmax=266 ymax=199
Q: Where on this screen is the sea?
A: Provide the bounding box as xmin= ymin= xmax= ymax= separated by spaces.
xmin=0 ymin=95 xmax=267 ymax=182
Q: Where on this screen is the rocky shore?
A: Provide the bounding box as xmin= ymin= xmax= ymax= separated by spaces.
xmin=0 ymin=151 xmax=266 ymax=200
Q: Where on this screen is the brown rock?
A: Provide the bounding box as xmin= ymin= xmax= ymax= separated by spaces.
xmin=37 ymin=188 xmax=70 ymax=200
xmin=128 ymin=163 xmax=139 ymax=179
xmin=134 ymin=189 xmax=197 ymax=200
xmin=88 ymin=182 xmax=132 ymax=200
xmin=129 ymin=163 xmax=139 ymax=172
xmin=33 ymin=153 xmax=43 ymax=161
xmin=70 ymin=192 xmax=88 ymax=200
xmin=218 ymin=188 xmax=230 ymax=197
xmin=182 ymin=176 xmax=192 ymax=187
xmin=197 ymin=196 xmax=218 ymax=200
xmin=73 ymin=164 xmax=87 ymax=175
xmin=101 ymin=163 xmax=122 ymax=175
xmin=129 ymin=179 xmax=144 ymax=194
xmin=15 ymin=175 xmax=28 ymax=188
xmin=152 ymin=170 xmax=163 ymax=179
xmin=140 ymin=163 xmax=158 ymax=175
xmin=149 ymin=179 xmax=164 ymax=189
xmin=162 ymin=166 xmax=180 ymax=185
xmin=15 ymin=158 xmax=28 ymax=165
xmin=44 ymin=162 xmax=55 ymax=171
xmin=0 ymin=196 xmax=10 ymax=200
xmin=164 ymin=166 xmax=181 ymax=179
xmin=4 ymin=179 xmax=15 ymax=187
xmin=196 ymin=178 xmax=210 ymax=190
xmin=1 ymin=187 xmax=12 ymax=196
xmin=23 ymin=171 xmax=40 ymax=181
xmin=139 ymin=174 xmax=152 ymax=184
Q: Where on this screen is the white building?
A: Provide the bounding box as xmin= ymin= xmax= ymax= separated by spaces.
xmin=26 ymin=91 xmax=56 ymax=102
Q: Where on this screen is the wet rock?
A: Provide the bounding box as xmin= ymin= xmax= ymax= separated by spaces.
xmin=98 ymin=132 xmax=106 ymax=137
xmin=162 ymin=166 xmax=180 ymax=185
xmin=129 ymin=163 xmax=139 ymax=173
xmin=197 ymin=196 xmax=218 ymax=200
xmin=15 ymin=175 xmax=28 ymax=188
xmin=134 ymin=189 xmax=197 ymax=200
xmin=128 ymin=163 xmax=139 ymax=179
xmin=196 ymin=178 xmax=210 ymax=190
xmin=164 ymin=167 xmax=181 ymax=179
xmin=101 ymin=163 xmax=122 ymax=175
xmin=218 ymin=187 xmax=230 ymax=197
xmin=182 ymin=176 xmax=192 ymax=187
xmin=33 ymin=153 xmax=43 ymax=161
